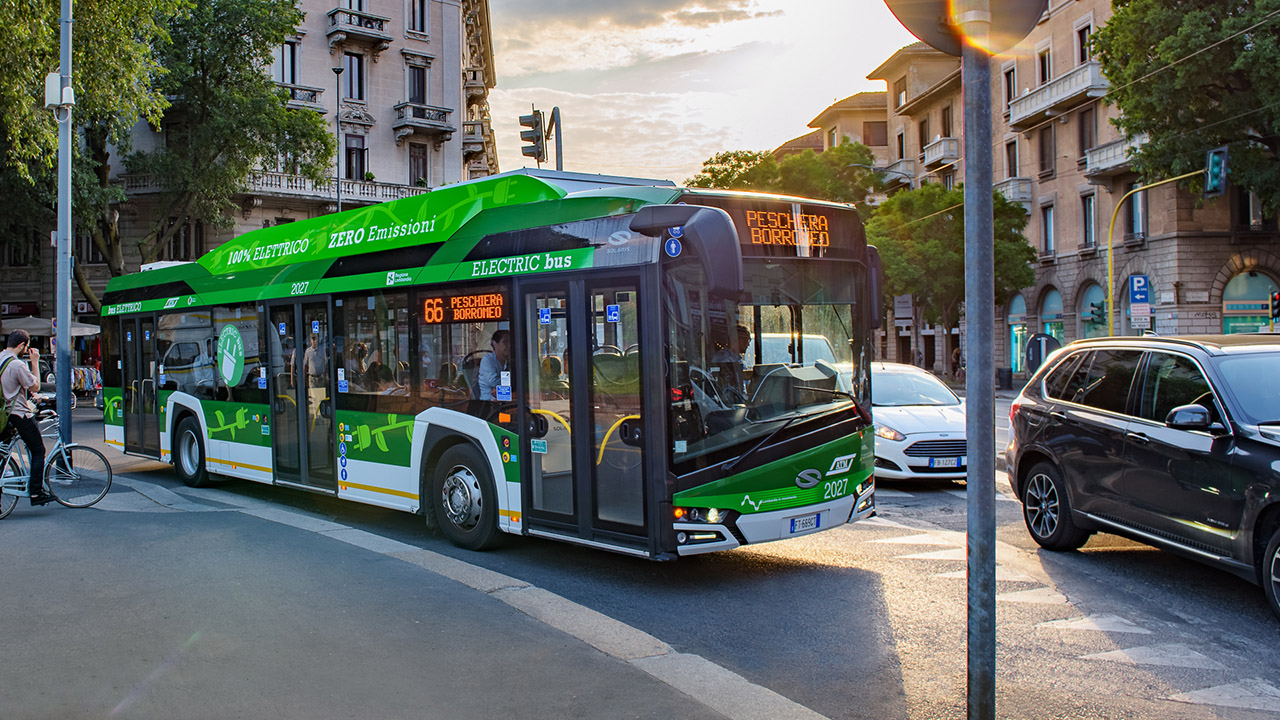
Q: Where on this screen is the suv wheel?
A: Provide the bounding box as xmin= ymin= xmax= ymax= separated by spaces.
xmin=1264 ymin=525 xmax=1280 ymax=622
xmin=1022 ymin=462 xmax=1091 ymax=551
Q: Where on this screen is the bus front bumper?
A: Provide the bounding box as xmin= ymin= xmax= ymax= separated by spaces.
xmin=674 ymin=483 xmax=875 ymax=556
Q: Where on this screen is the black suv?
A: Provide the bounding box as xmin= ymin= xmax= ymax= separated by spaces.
xmin=1006 ymin=334 xmax=1280 ymax=620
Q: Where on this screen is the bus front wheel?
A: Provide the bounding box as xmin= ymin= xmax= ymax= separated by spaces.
xmin=432 ymin=444 xmax=501 ymax=551
xmin=174 ymin=416 xmax=212 ymax=488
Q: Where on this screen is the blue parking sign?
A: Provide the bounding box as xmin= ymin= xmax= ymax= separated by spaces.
xmin=1129 ymin=275 xmax=1149 ymax=304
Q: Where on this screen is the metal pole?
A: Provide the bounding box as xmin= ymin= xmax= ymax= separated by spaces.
xmin=549 ymin=107 xmax=563 ymax=172
xmin=957 ymin=1 xmax=995 ymax=717
xmin=55 ymin=0 xmax=73 ymax=442
xmin=332 ymin=65 xmax=344 ymax=213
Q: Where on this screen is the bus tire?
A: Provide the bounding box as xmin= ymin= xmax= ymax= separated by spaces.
xmin=174 ymin=415 xmax=212 ymax=488
xmin=432 ymin=444 xmax=501 ymax=551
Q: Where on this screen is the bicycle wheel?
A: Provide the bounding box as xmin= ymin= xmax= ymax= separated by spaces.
xmin=0 ymin=455 xmax=20 ymax=519
xmin=46 ymin=445 xmax=112 ymax=508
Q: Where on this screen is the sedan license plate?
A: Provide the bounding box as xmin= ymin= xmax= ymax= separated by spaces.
xmin=789 ymin=512 xmax=821 ymax=534
xmin=929 ymin=457 xmax=963 ymax=468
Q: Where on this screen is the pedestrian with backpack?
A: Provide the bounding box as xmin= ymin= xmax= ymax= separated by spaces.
xmin=1 ymin=330 xmax=54 ymax=505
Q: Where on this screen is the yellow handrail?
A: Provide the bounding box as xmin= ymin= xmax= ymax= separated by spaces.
xmin=597 ymin=414 xmax=641 ymax=465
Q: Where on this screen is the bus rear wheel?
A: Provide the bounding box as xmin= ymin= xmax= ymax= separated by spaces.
xmin=432 ymin=444 xmax=501 ymax=551
xmin=174 ymin=416 xmax=212 ymax=488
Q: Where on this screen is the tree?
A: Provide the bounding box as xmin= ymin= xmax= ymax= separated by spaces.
xmin=74 ymin=0 xmax=336 ymax=309
xmin=686 ymin=142 xmax=883 ymax=210
xmin=1093 ymin=0 xmax=1280 ymax=212
xmin=867 ymin=183 xmax=1034 ymax=374
xmin=685 ymin=150 xmax=778 ymax=190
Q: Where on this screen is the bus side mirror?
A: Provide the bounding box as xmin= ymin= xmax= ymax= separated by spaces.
xmin=631 ymin=205 xmax=743 ymax=301
xmin=867 ymin=245 xmax=884 ymax=330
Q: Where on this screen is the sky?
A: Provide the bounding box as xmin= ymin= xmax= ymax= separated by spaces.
xmin=486 ymin=0 xmax=918 ymax=185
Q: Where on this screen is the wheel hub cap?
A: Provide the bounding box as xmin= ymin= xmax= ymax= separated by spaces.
xmin=441 ymin=466 xmax=481 ymax=529
xmin=1025 ymin=473 xmax=1060 ymax=539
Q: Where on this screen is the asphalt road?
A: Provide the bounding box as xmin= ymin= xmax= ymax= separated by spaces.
xmin=3 ymin=408 xmax=1279 ymax=719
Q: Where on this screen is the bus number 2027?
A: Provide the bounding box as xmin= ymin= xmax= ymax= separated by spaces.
xmin=824 ymin=478 xmax=848 ymax=499
xmin=290 ymin=282 xmax=310 ymax=296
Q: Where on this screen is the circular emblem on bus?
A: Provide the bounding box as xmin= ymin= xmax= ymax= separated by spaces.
xmin=217 ymin=324 xmax=245 ymax=386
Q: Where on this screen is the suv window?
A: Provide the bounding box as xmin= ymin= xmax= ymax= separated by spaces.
xmin=1044 ymin=351 xmax=1085 ymax=399
xmin=1137 ymin=352 xmax=1217 ymax=424
xmin=1069 ymin=349 xmax=1142 ymax=413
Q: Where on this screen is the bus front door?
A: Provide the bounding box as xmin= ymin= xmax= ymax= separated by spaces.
xmin=267 ymin=301 xmax=336 ymax=492
xmin=121 ymin=315 xmax=161 ymax=457
xmin=520 ymin=278 xmax=648 ymax=552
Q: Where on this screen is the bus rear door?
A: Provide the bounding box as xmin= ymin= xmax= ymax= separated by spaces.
xmin=267 ymin=300 xmax=336 ymax=492
xmin=121 ymin=315 xmax=161 ymax=457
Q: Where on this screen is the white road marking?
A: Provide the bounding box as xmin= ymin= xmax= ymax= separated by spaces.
xmin=1039 ymin=614 xmax=1151 ymax=634
xmin=875 ymin=489 xmax=914 ymax=498
xmin=899 ymin=548 xmax=967 ymax=561
xmin=935 ymin=566 xmax=1034 ymax=582
xmin=1082 ymin=643 xmax=1225 ymax=670
xmin=996 ymin=587 xmax=1068 ymax=604
xmin=1166 ymin=679 xmax=1280 ymax=712
xmin=858 ymin=516 xmax=907 ymax=528
xmin=871 ymin=533 xmax=958 ymax=546
xmin=944 ymin=489 xmax=1017 ymax=503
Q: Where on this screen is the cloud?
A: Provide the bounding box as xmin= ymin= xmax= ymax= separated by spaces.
xmin=490 ymin=0 xmax=772 ymax=29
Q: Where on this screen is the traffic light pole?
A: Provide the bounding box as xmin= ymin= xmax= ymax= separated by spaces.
xmin=1104 ymin=169 xmax=1203 ymax=335
xmin=547 ymin=107 xmax=562 ymax=171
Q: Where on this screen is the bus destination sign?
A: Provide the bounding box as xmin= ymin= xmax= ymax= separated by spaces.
xmin=744 ymin=210 xmax=831 ymax=248
xmin=423 ymin=291 xmax=506 ymax=324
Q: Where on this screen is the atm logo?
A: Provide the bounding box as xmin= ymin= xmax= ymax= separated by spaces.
xmin=827 ymin=453 xmax=858 ymax=476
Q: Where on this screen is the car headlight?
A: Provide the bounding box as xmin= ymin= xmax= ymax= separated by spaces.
xmin=875 ymin=424 xmax=905 ymax=442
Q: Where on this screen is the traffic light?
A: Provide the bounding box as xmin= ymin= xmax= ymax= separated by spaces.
xmin=1204 ymin=146 xmax=1228 ymax=198
xmin=1270 ymin=291 xmax=1280 ymax=323
xmin=519 ymin=109 xmax=546 ymax=163
xmin=1084 ymin=301 xmax=1106 ymax=324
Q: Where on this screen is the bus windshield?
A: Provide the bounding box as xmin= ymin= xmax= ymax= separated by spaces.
xmin=665 ymin=257 xmax=870 ymax=468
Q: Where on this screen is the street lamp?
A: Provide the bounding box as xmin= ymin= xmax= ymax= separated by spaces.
xmin=332 ymin=65 xmax=343 ymax=214
xmin=847 ymin=162 xmax=913 ymax=184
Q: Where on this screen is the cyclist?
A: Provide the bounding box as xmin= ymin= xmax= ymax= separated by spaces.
xmin=1 ymin=329 xmax=54 ymax=506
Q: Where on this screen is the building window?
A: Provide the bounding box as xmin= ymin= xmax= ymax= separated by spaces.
xmin=409 ymin=143 xmax=429 ymax=186
xmin=1125 ymin=181 xmax=1146 ymax=239
xmin=1041 ymin=204 xmax=1055 ymax=255
xmin=1081 ymin=194 xmax=1095 ymax=248
xmin=941 ymin=105 xmax=953 ymax=138
xmin=863 ymin=121 xmax=887 ymax=146
xmin=894 ymin=78 xmax=907 ymax=108
xmin=943 ymin=172 xmax=955 ymax=191
xmin=1005 ymin=140 xmax=1018 ymax=179
xmin=408 ymin=0 xmax=427 ymax=32
xmin=896 ymin=131 xmax=905 ymax=160
xmin=271 ymin=42 xmax=297 ymax=85
xmin=1077 ymin=24 xmax=1092 ymax=64
xmin=1038 ymin=126 xmax=1055 ymax=177
xmin=1003 ymin=66 xmax=1017 ymax=108
xmin=1234 ymin=190 xmax=1276 ymax=231
xmin=917 ymin=118 xmax=930 ymax=153
xmin=164 ymin=220 xmax=204 ymax=261
xmin=76 ymin=233 xmax=104 ymax=265
xmin=408 ymin=64 xmax=427 ymax=104
xmin=1037 ymin=46 xmax=1052 ymax=85
xmin=344 ymin=0 xmax=363 ymax=10
xmin=344 ymin=52 xmax=365 ymax=101
xmin=827 ymin=127 xmax=838 ymax=149
xmin=344 ymin=134 xmax=366 ymax=180
xmin=1078 ymin=106 xmax=1095 ymax=158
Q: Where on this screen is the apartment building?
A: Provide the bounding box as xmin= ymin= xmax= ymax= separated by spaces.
xmin=1 ymin=0 xmax=497 ymax=334
xmin=862 ymin=0 xmax=1278 ymax=379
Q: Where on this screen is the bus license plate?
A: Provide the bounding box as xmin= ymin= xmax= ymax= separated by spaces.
xmin=929 ymin=457 xmax=962 ymax=468
xmin=789 ymin=513 xmax=820 ymax=534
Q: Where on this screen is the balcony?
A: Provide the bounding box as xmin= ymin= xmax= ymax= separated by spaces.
xmin=326 ymin=8 xmax=392 ymax=57
xmin=1009 ymin=61 xmax=1108 ymax=131
xmin=120 ymin=172 xmax=430 ymax=206
xmin=883 ymin=159 xmax=916 ymax=187
xmin=922 ymin=137 xmax=960 ymax=169
xmin=1085 ymin=133 xmax=1148 ymax=179
xmin=277 ymin=82 xmax=325 ymax=113
xmin=464 ymin=67 xmax=487 ymax=102
xmin=392 ymin=102 xmax=456 ymax=145
xmin=994 ymin=177 xmax=1033 ymax=209
xmin=462 ymin=120 xmax=488 ymax=157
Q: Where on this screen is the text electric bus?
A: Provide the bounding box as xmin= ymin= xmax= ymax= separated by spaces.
xmin=101 ymin=173 xmax=883 ymax=559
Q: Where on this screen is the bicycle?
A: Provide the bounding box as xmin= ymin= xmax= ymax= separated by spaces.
xmin=0 ymin=408 xmax=113 ymax=518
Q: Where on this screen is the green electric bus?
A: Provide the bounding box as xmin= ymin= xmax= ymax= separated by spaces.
xmin=100 ymin=172 xmax=882 ymax=559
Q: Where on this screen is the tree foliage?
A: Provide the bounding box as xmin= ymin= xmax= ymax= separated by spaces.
xmin=112 ymin=0 xmax=335 ymax=267
xmin=685 ymin=142 xmax=883 ymax=209
xmin=866 ymin=183 xmax=1034 ymax=335
xmin=1093 ymin=0 xmax=1280 ymax=211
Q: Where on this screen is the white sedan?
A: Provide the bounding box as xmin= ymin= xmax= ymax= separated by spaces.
xmin=870 ymin=362 xmax=967 ymax=482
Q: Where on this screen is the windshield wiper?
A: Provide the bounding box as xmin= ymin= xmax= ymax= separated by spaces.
xmin=722 ymin=414 xmax=801 ymax=475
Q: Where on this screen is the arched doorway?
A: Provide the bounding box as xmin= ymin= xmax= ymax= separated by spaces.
xmin=1222 ymin=272 xmax=1278 ymax=333
xmin=1007 ymin=295 xmax=1028 ymax=373
xmin=1040 ymin=288 xmax=1064 ymax=342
